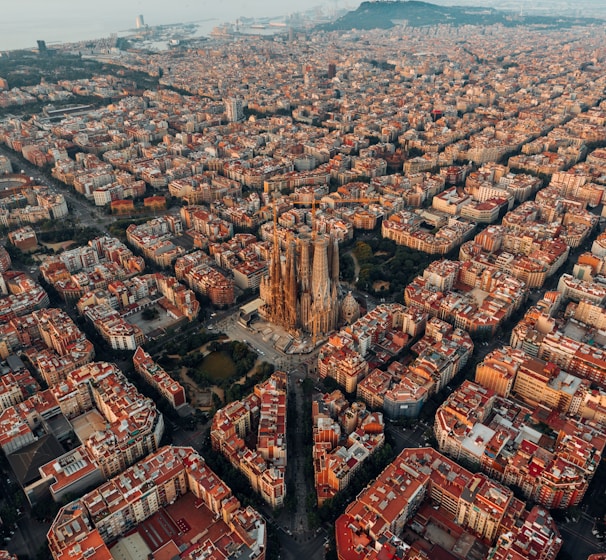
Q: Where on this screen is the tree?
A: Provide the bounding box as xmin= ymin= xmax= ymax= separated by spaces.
xmin=142 ymin=307 xmax=159 ymax=321
xmin=211 ymin=392 xmax=223 ymax=410
xmin=353 ymin=241 xmax=373 ymax=264
xmin=340 ymin=253 xmax=355 ymax=282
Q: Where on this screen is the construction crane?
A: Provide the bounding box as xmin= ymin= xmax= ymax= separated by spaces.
xmin=265 ymin=194 xmax=382 ymax=346
xmin=323 ymin=195 xmax=382 ymax=207
xmin=271 ymin=194 xmax=381 ymax=240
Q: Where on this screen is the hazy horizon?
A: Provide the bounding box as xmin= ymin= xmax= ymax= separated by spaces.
xmin=0 ymin=1 xmax=361 ymax=51
xmin=2 ymin=0 xmax=604 ymax=52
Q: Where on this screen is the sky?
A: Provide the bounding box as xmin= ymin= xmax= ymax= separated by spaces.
xmin=0 ymin=0 xmax=357 ymax=51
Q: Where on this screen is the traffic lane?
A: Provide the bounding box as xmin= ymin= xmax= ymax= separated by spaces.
xmin=277 ymin=527 xmax=327 ymax=560
xmin=558 ymin=518 xmax=602 ymax=558
xmin=7 ymin=516 xmax=51 ymax=559
xmin=171 ymin=424 xmax=208 ymax=452
xmin=386 ymin=423 xmax=428 ymax=453
xmin=0 ymin=145 xmax=115 ymax=228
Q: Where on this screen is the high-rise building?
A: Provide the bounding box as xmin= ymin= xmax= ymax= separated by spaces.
xmin=225 ymin=97 xmax=244 ymax=123
xmin=135 ymin=14 xmax=145 ymax=29
xmin=260 ymin=232 xmax=340 ymax=342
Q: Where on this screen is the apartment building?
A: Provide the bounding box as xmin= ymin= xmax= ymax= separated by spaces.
xmin=211 ymin=372 xmax=287 ymax=507
xmin=336 ymin=447 xmax=561 ymax=560
xmin=313 ymin=392 xmax=384 ymax=505
xmin=47 ymin=446 xmax=266 ymax=560
xmin=436 ymin=381 xmax=604 ymax=509
xmin=133 ymin=347 xmax=186 ymax=409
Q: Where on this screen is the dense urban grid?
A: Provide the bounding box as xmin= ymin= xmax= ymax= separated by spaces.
xmin=0 ymin=7 xmax=606 ymax=560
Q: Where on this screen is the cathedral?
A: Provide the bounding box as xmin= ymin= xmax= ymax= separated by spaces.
xmin=260 ymin=232 xmax=342 ymax=342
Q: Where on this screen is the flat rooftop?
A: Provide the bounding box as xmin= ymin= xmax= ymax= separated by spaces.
xmin=134 ymin=491 xmax=232 ymax=556
xmin=72 ymin=410 xmax=106 ymax=443
xmin=109 ymin=532 xmax=151 ymax=560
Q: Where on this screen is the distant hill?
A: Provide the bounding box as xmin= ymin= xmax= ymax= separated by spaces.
xmin=320 ymin=1 xmax=600 ymax=31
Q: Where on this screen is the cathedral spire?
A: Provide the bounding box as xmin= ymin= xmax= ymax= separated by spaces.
xmin=330 ymin=234 xmax=339 ymax=283
xmin=261 ymin=228 xmax=339 ymax=342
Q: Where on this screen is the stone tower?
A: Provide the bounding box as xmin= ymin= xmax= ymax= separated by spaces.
xmin=260 ymin=231 xmax=340 ymax=342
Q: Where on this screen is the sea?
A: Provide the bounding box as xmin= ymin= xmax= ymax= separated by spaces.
xmin=1 ymin=15 xmax=220 ymax=52
xmin=0 ymin=0 xmax=321 ymax=53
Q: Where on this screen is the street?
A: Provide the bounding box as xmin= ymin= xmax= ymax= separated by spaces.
xmin=386 ymin=422 xmax=430 ymax=454
xmin=0 ymin=144 xmax=140 ymax=234
xmin=285 ymin=365 xmax=312 ymax=537
xmin=276 ymin=527 xmax=328 ymax=560
xmin=6 ymin=516 xmax=51 ymax=559
xmin=170 ymin=421 xmax=209 ymax=452
xmin=558 ymin=512 xmax=603 ymax=559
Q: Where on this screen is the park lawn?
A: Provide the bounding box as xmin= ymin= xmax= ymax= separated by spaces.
xmin=198 ymin=351 xmax=237 ymax=382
